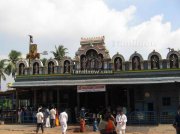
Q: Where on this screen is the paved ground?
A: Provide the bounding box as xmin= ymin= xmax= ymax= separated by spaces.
xmin=0 ymin=124 xmax=176 ymax=134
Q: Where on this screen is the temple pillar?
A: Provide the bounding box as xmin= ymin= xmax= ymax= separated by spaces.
xmin=39 ymin=67 xmax=43 ymax=74
xmin=167 ymin=60 xmax=170 ymax=69
xmin=105 ymin=88 xmax=108 ymax=108
xmin=33 ymin=89 xmax=37 ymax=108
xmin=129 ymin=62 xmax=132 ymax=70
xmin=77 ymin=63 xmax=80 ymax=70
xmin=15 ymin=89 xmax=19 ymax=123
xmin=104 ymin=62 xmax=107 ymax=70
xmin=140 ymin=62 xmax=144 ymax=70
xmin=42 ymin=90 xmax=46 ymax=104
xmin=16 ymin=89 xmax=19 ymax=109
xmin=178 ymin=89 xmax=180 ymax=105
xmin=122 ymin=62 xmax=125 ymax=71
xmin=159 ymin=60 xmax=163 ymax=69
xmin=54 ymin=66 xmax=58 ymax=73
xmin=25 ymin=69 xmax=28 ymax=75
xmin=77 ymin=93 xmax=80 ymax=111
xmin=127 ymin=89 xmax=130 ymax=112
xmin=44 ymin=66 xmax=48 ymax=74
xmin=49 ymin=90 xmax=53 ymax=103
xmin=147 ymin=60 xmax=151 ymax=70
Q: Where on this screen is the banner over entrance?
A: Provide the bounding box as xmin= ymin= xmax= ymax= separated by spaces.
xmin=77 ymin=85 xmax=106 ymax=93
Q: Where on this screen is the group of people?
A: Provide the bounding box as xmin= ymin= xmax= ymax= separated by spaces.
xmin=98 ymin=108 xmax=127 ymax=134
xmin=18 ymin=105 xmax=127 ymax=134
xmin=35 ymin=106 xmax=68 ymax=134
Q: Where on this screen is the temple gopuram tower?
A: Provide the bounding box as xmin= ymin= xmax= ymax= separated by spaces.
xmin=74 ymin=36 xmax=111 ymax=70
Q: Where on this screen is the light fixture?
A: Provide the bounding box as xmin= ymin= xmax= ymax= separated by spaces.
xmin=145 ymin=92 xmax=150 ymax=98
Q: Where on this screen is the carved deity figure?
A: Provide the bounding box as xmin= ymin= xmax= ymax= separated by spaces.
xmin=86 ymin=57 xmax=91 ymax=70
xmin=115 ymin=58 xmax=121 ymax=71
xmin=49 ymin=62 xmax=54 ymax=74
xmin=98 ymin=56 xmax=103 ymax=69
xmin=33 ymin=63 xmax=39 ymax=74
xmin=171 ymin=55 xmax=177 ymax=68
xmin=90 ymin=58 xmax=95 ymax=69
xmin=81 ymin=57 xmax=87 ymax=70
xmin=152 ymin=56 xmax=158 ymax=69
xmin=64 ymin=61 xmax=70 ymax=73
xmin=133 ymin=57 xmax=139 ymax=70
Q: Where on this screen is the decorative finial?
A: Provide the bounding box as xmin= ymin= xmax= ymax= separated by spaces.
xmin=29 ymin=35 xmax=33 ymax=44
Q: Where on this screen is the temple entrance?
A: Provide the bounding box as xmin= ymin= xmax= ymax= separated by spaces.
xmin=77 ymin=85 xmax=106 ymax=113
xmin=79 ymin=92 xmax=106 ymax=112
xmin=107 ymin=85 xmax=135 ymax=113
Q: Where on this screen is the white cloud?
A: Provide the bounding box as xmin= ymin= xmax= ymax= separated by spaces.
xmin=0 ymin=0 xmax=180 ymax=61
xmin=0 ymin=55 xmax=8 ymax=60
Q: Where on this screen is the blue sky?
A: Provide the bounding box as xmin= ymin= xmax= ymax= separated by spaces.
xmin=105 ymin=0 xmax=180 ymax=30
xmin=0 ymin=0 xmax=180 ymax=90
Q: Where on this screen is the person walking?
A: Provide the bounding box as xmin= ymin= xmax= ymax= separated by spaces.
xmin=116 ymin=109 xmax=127 ymax=134
xmin=106 ymin=114 xmax=116 ymax=134
xmin=173 ymin=106 xmax=180 ymax=134
xmin=17 ymin=108 xmax=22 ymax=124
xmin=36 ymin=109 xmax=44 ymax=134
xmin=59 ymin=108 xmax=68 ymax=134
xmin=50 ymin=106 xmax=56 ymax=128
xmin=44 ymin=107 xmax=50 ymax=128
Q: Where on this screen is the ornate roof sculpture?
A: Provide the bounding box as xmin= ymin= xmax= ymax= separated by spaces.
xmin=12 ymin=35 xmax=180 ymax=87
xmin=15 ymin=35 xmax=180 ymax=77
xmin=76 ymin=36 xmax=109 ymax=58
xmin=75 ymin=36 xmax=111 ymax=71
xmin=148 ymin=50 xmax=162 ymax=69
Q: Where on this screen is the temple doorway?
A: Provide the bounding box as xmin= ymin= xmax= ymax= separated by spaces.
xmin=107 ymin=85 xmax=135 ymax=112
xmin=77 ymin=85 xmax=106 ymax=113
xmin=79 ymin=92 xmax=106 ymax=112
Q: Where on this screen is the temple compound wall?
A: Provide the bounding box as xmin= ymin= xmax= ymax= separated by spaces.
xmin=12 ymin=36 xmax=180 ymax=124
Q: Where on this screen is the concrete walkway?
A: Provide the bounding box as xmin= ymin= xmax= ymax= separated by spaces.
xmin=0 ymin=124 xmax=176 ymax=134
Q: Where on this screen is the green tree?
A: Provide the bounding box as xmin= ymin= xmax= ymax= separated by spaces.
xmin=0 ymin=59 xmax=7 ymax=90
xmin=5 ymin=50 xmax=21 ymax=77
xmin=52 ymin=45 xmax=68 ymax=61
xmin=41 ymin=58 xmax=47 ymax=66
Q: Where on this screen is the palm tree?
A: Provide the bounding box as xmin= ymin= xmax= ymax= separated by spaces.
xmin=52 ymin=45 xmax=68 ymax=61
xmin=0 ymin=59 xmax=7 ymax=90
xmin=41 ymin=58 xmax=47 ymax=66
xmin=5 ymin=50 xmax=21 ymax=77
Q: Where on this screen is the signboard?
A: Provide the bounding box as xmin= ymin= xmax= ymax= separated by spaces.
xmin=77 ymin=85 xmax=106 ymax=93
xmin=72 ymin=69 xmax=113 ymax=75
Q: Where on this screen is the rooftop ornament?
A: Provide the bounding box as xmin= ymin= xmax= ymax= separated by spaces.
xmin=81 ymin=36 xmax=104 ymax=41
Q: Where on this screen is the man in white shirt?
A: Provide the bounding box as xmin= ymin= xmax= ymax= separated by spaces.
xmin=50 ymin=107 xmax=56 ymax=128
xmin=59 ymin=108 xmax=68 ymax=134
xmin=36 ymin=109 xmax=44 ymax=134
xmin=116 ymin=109 xmax=127 ymax=134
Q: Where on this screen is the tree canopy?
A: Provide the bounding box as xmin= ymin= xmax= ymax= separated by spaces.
xmin=52 ymin=45 xmax=68 ymax=61
xmin=5 ymin=50 xmax=22 ymax=77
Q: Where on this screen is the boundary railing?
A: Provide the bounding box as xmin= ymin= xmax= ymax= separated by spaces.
xmin=127 ymin=111 xmax=158 ymax=125
xmin=1 ymin=110 xmax=176 ymax=124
